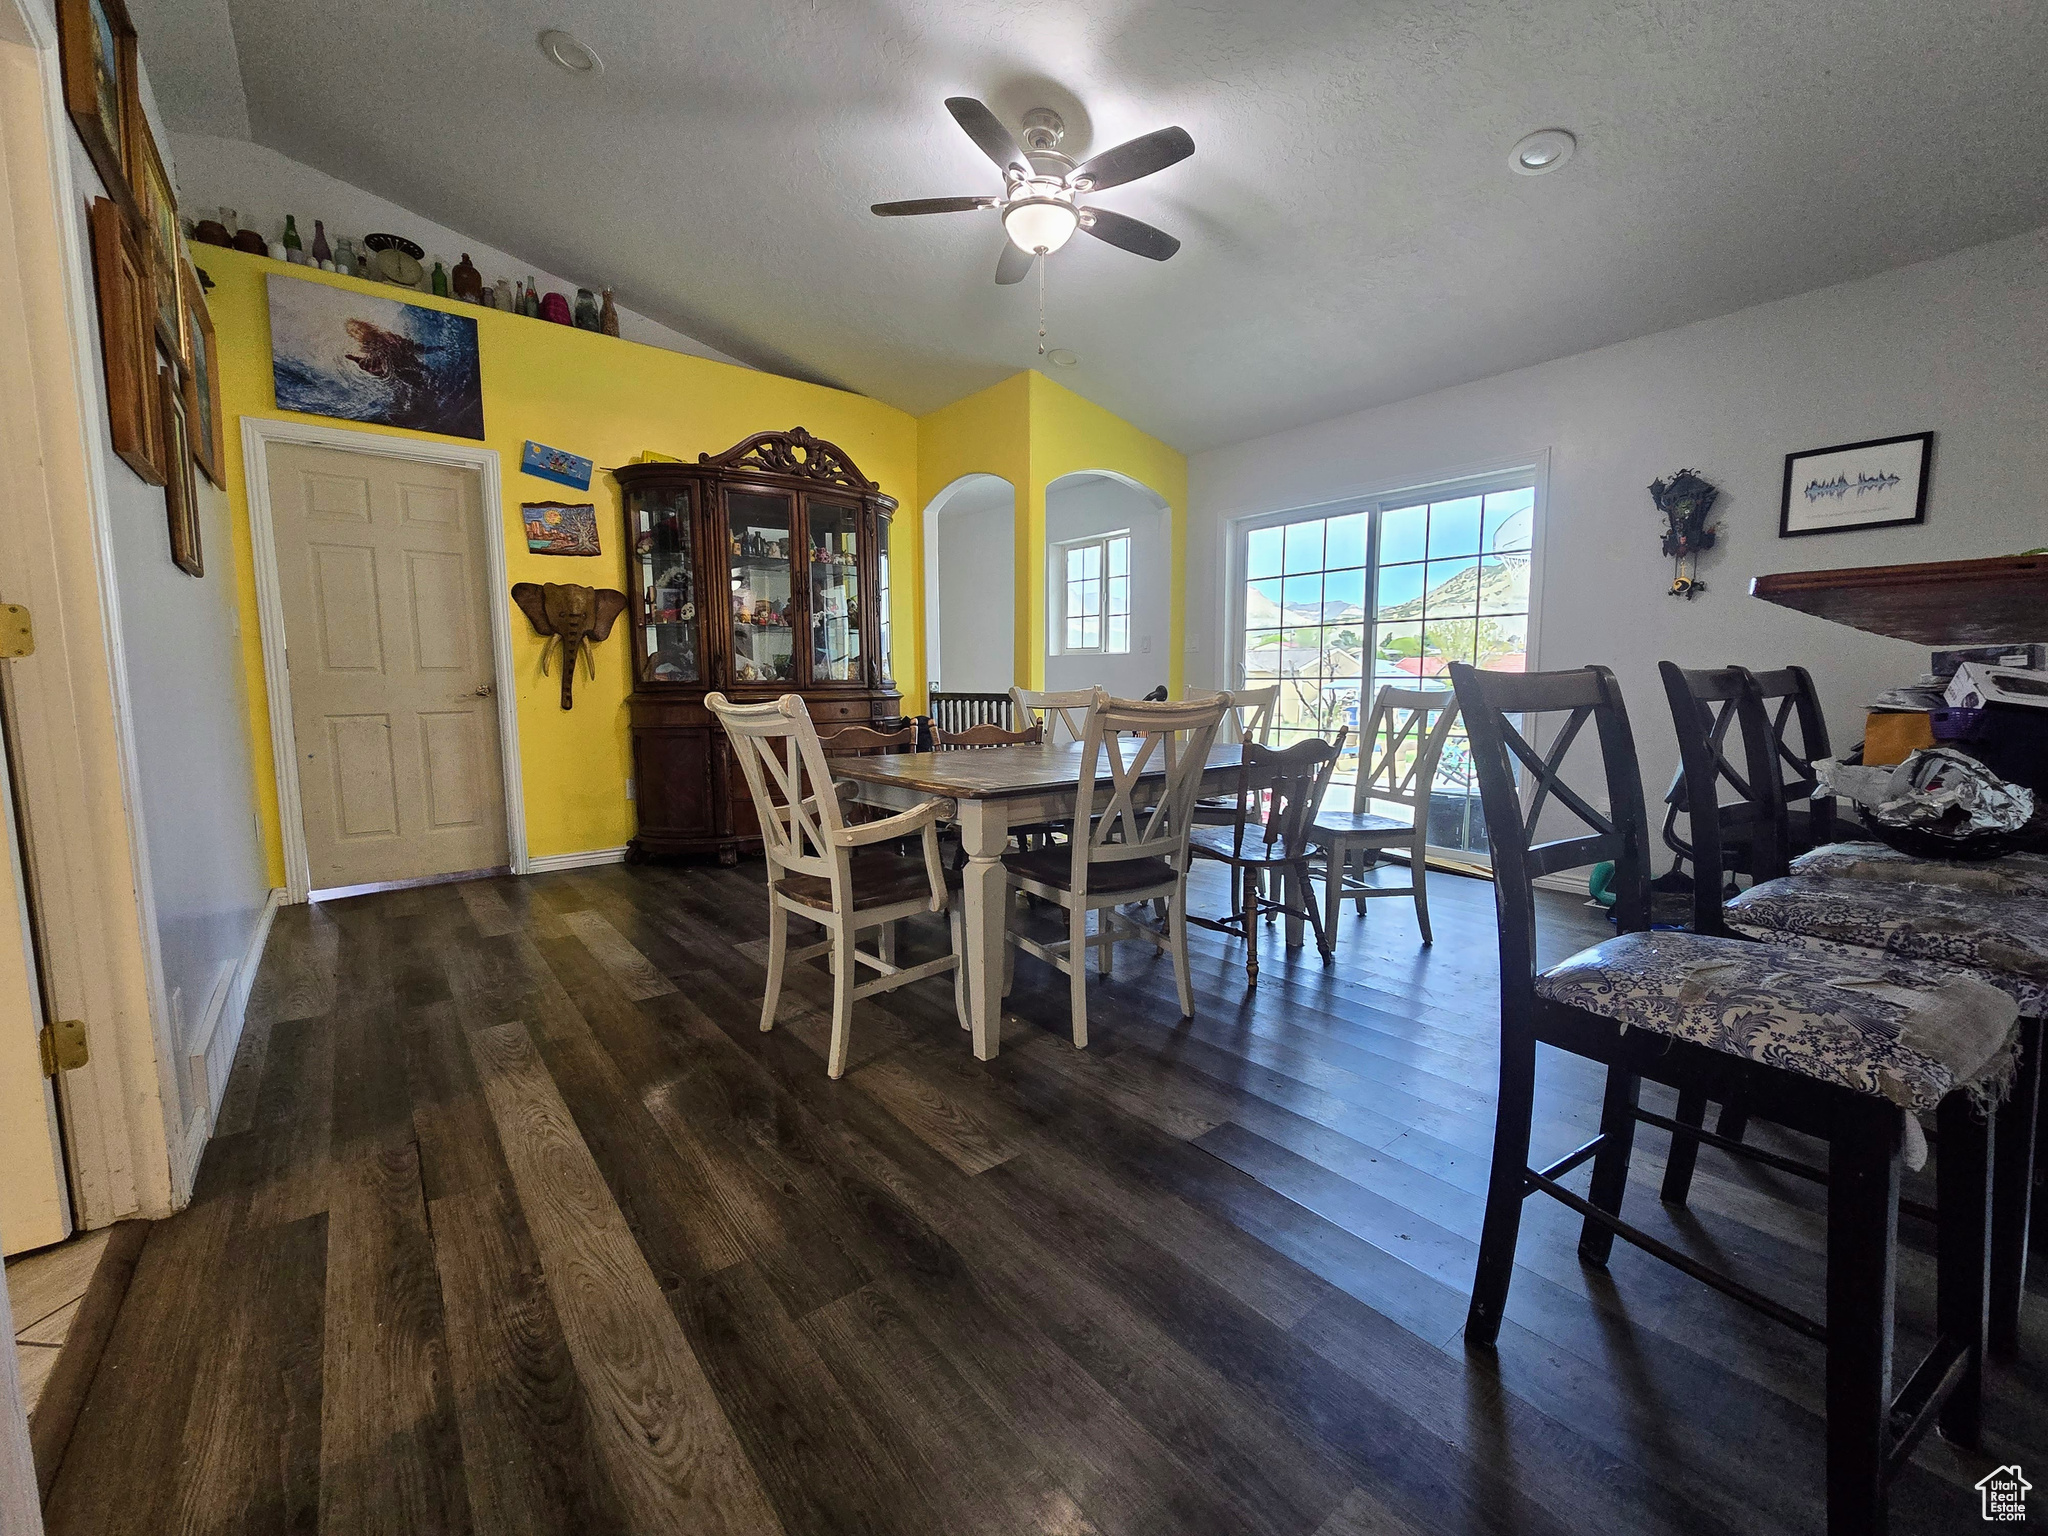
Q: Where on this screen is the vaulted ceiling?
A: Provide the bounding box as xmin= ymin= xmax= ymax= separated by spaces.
xmin=129 ymin=0 xmax=2048 ymax=451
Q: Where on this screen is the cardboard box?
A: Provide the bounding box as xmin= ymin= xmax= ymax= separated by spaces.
xmin=1864 ymin=711 xmax=1936 ymax=766
xmin=1944 ymin=662 xmax=2048 ymax=711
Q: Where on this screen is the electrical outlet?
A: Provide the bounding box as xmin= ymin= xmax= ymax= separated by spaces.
xmin=624 ymin=777 xmax=635 ymax=801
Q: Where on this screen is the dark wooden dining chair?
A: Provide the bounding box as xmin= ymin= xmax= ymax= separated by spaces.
xmin=1661 ymin=660 xmax=2047 ymax=1358
xmin=1751 ymin=664 xmax=1836 ymax=856
xmin=1188 ymin=731 xmax=1347 ymax=982
xmin=1661 ymin=663 xmax=1836 ymax=884
xmin=1451 ymin=660 xmax=2013 ymax=1536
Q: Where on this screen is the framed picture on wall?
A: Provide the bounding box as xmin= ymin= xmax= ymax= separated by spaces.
xmin=181 ymin=261 xmax=224 ymax=486
xmin=56 ymin=0 xmax=137 ymax=218
xmin=124 ymin=77 xmax=186 ymax=361
xmin=159 ymin=364 xmax=203 ymax=576
xmin=87 ymin=196 xmax=164 ymax=484
xmin=1779 ymin=431 xmax=1932 ymax=538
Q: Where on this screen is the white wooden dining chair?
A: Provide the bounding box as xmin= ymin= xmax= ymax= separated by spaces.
xmin=1002 ymin=688 xmax=1230 ymax=1047
xmin=708 ymin=692 xmax=966 ymax=1078
xmin=1217 ymin=683 xmax=1279 ymax=747
xmin=1010 ymin=686 xmax=1099 ymax=747
xmin=1308 ymin=684 xmax=1459 ymax=945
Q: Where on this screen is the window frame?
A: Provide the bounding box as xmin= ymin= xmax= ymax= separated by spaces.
xmin=1222 ymin=458 xmax=1546 ymax=867
xmin=1055 ymin=530 xmax=1133 ymax=655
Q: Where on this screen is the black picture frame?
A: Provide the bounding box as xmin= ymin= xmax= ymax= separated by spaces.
xmin=1778 ymin=431 xmax=1932 ymax=539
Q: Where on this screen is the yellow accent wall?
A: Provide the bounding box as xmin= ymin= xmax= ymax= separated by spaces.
xmin=912 ymin=370 xmax=1187 ymax=694
xmin=1026 ymin=372 xmax=1188 ymax=698
xmin=204 ymin=251 xmax=1185 ymax=883
xmin=913 ymin=374 xmax=1033 ymax=689
xmin=204 ymin=250 xmax=920 ymax=884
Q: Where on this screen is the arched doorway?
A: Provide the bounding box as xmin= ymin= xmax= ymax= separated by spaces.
xmin=922 ymin=473 xmax=1016 ymax=694
xmin=1042 ymin=471 xmax=1170 ymax=698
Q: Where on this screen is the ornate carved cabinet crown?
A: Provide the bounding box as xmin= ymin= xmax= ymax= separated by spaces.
xmin=614 ymin=427 xmax=901 ymax=862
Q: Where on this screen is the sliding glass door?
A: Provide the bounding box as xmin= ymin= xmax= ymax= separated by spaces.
xmin=1234 ymin=476 xmax=1535 ymax=862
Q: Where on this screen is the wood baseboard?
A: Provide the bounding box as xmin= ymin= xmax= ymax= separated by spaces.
xmin=29 ymin=1219 xmax=149 ymax=1501
xmin=525 ymin=846 xmax=629 ymax=873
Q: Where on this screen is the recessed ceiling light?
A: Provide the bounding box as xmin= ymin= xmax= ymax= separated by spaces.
xmin=1510 ymin=128 xmax=1576 ymax=176
xmin=539 ymin=28 xmax=602 ymax=76
xmin=1047 ymin=349 xmax=1079 ymax=368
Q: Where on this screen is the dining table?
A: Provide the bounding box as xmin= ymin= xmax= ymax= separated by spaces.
xmin=826 ymin=740 xmax=1258 ymax=1060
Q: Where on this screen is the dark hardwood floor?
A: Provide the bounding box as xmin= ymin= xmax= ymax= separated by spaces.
xmin=40 ymin=859 xmax=2047 ymax=1534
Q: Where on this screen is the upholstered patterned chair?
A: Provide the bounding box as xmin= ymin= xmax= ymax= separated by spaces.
xmin=1452 ymin=660 xmax=2015 ymax=1535
xmin=1660 ymin=661 xmax=2048 ymax=1360
xmin=1791 ymin=841 xmax=2048 ymax=900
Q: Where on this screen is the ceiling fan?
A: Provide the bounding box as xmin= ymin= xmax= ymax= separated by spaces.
xmin=873 ymin=99 xmax=1193 ymax=285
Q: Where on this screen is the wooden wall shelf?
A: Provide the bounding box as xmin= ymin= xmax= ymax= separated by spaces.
xmin=1751 ymin=554 xmax=2048 ymax=645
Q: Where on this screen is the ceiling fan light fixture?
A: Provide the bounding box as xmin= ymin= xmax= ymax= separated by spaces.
xmin=1510 ymin=128 xmax=1575 ymax=175
xmin=1003 ymin=197 xmax=1079 ymax=255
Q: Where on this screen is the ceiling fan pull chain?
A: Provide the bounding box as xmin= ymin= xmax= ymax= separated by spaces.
xmin=1037 ymin=258 xmax=1048 ymax=357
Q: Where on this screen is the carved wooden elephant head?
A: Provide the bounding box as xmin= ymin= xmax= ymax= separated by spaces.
xmin=510 ymin=581 xmax=629 ymax=710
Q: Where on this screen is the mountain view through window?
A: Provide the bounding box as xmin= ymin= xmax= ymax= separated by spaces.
xmin=1240 ymin=484 xmax=1534 ymax=858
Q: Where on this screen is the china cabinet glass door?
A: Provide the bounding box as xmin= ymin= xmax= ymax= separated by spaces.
xmin=630 ymin=485 xmax=698 ymax=682
xmin=875 ymin=511 xmax=892 ymax=685
xmin=807 ymin=498 xmax=863 ymax=683
xmin=728 ymin=489 xmax=797 ymax=685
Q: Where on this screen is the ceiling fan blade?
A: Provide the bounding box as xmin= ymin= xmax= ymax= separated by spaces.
xmin=946 ymin=97 xmax=1032 ymax=179
xmin=1070 ymin=126 xmax=1194 ymax=192
xmin=871 ymin=196 xmax=998 ymax=216
xmin=995 ymin=240 xmax=1036 ymax=285
xmin=1078 ymin=206 xmax=1181 ymax=261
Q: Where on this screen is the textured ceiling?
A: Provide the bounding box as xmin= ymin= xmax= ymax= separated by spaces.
xmin=131 ymin=0 xmax=2048 ymax=451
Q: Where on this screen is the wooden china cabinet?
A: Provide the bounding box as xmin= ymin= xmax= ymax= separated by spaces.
xmin=614 ymin=427 xmax=900 ymax=862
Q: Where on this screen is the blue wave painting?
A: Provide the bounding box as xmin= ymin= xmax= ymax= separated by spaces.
xmin=268 ymin=274 xmax=484 ymax=440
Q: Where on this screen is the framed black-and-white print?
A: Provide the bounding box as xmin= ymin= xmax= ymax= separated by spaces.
xmin=1779 ymin=431 xmax=1932 ymax=538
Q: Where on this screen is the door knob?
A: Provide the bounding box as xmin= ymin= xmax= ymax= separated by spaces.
xmin=473 ymin=683 xmax=496 ymax=697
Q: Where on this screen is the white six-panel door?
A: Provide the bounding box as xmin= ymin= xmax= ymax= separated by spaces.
xmin=0 ymin=704 xmax=69 ymax=1256
xmin=267 ymin=443 xmax=508 ymax=890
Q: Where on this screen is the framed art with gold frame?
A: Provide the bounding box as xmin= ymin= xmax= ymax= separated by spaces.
xmin=159 ymin=364 xmax=203 ymax=577
xmin=125 ymin=76 xmax=185 ymax=360
xmin=87 ymin=196 xmax=164 ymax=484
xmin=56 ymin=0 xmax=137 ymax=218
xmin=180 ymin=262 xmax=225 ymax=487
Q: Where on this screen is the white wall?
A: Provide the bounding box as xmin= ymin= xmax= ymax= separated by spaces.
xmin=1045 ymin=475 xmax=1171 ymax=699
xmin=929 ymin=477 xmax=1015 ymax=694
xmin=167 ymin=133 xmax=746 ymax=367
xmin=66 ymin=86 xmax=270 ymax=1166
xmin=1189 ymin=227 xmax=2048 ymax=840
